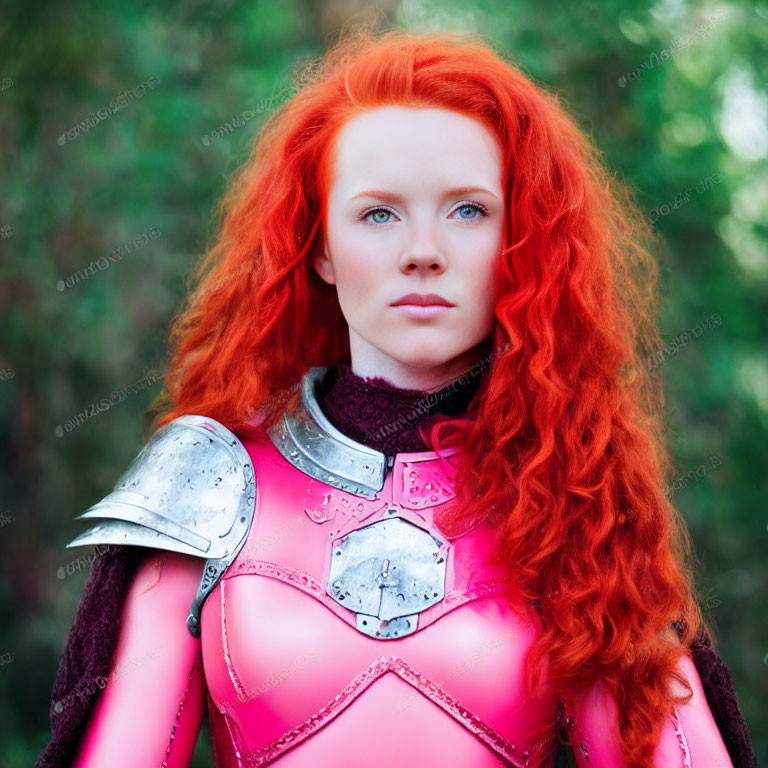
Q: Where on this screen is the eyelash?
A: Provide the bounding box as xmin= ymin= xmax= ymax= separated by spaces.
xmin=357 ymin=201 xmax=490 ymax=226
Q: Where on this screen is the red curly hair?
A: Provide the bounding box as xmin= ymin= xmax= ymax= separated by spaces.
xmin=147 ymin=26 xmax=710 ymax=767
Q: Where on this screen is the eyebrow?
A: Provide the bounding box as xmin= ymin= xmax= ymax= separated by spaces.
xmin=349 ymin=186 xmax=500 ymax=203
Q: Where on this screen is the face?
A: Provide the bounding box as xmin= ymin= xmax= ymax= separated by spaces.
xmin=314 ymin=105 xmax=505 ymax=392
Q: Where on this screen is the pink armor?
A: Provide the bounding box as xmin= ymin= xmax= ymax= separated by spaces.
xmin=201 ymin=431 xmax=555 ymax=767
xmin=71 ymin=401 xmax=734 ymax=767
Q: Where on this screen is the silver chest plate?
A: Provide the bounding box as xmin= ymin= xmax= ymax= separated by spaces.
xmin=327 ymin=516 xmax=447 ymax=639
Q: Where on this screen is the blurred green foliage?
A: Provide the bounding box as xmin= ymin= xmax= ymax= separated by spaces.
xmin=1 ymin=0 xmax=765 ymax=765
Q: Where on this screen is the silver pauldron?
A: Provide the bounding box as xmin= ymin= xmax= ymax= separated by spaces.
xmin=65 ymin=415 xmax=256 ymax=638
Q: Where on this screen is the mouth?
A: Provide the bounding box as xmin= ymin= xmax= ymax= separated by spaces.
xmin=391 ymin=292 xmax=454 ymax=307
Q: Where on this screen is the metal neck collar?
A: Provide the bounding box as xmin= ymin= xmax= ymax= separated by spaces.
xmin=265 ymin=366 xmax=393 ymax=498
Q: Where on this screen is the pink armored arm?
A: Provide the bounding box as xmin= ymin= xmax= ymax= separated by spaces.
xmin=564 ymin=652 xmax=734 ymax=767
xmin=61 ymin=416 xmax=256 ymax=765
xmin=72 ymin=551 xmax=207 ymax=768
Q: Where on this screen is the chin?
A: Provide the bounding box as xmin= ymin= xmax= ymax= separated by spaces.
xmin=384 ymin=351 xmax=461 ymax=371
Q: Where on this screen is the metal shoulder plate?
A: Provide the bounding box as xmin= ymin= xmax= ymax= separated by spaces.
xmin=65 ymin=415 xmax=256 ymax=638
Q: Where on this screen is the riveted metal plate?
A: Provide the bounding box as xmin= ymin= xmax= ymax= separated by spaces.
xmin=327 ymin=516 xmax=447 ymax=639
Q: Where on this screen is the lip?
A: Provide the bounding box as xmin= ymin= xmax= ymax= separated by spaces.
xmin=391 ymin=293 xmax=454 ymax=307
xmin=392 ymin=304 xmax=451 ymax=319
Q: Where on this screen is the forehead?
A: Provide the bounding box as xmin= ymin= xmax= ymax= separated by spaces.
xmin=327 ymin=106 xmax=504 ymax=196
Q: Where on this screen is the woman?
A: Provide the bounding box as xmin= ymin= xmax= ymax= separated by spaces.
xmin=37 ymin=28 xmax=756 ymax=768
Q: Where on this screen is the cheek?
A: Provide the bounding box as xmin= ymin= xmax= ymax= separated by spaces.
xmin=467 ymin=236 xmax=502 ymax=298
xmin=332 ymin=248 xmax=382 ymax=306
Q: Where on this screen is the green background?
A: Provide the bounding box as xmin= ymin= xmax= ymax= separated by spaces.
xmin=1 ymin=0 xmax=766 ymax=764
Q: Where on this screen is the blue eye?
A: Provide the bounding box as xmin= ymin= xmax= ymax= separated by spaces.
xmin=368 ymin=209 xmax=393 ymax=224
xmin=455 ymin=204 xmax=484 ymax=220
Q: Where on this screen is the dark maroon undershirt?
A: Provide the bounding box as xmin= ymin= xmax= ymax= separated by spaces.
xmin=35 ymin=364 xmax=756 ymax=768
xmin=315 ymin=360 xmax=490 ymax=455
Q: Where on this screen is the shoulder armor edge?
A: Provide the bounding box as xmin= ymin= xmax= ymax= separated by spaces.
xmin=65 ymin=414 xmax=257 ymax=637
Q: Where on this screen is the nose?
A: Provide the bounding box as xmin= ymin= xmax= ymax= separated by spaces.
xmin=398 ymin=224 xmax=447 ymax=274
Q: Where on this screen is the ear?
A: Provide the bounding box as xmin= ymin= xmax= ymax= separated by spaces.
xmin=312 ymin=246 xmax=336 ymax=285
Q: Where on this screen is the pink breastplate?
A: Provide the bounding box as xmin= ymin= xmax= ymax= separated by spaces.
xmin=200 ymin=424 xmax=560 ymax=767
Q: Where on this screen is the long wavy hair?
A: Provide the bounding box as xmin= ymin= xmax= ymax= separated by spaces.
xmin=147 ymin=26 xmax=710 ymax=767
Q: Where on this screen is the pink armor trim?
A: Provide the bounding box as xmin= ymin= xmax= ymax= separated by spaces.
xmin=224 ymin=558 xmax=514 ymax=639
xmin=221 ymin=655 xmax=536 ymax=767
xmin=672 ymin=706 xmax=693 ymax=767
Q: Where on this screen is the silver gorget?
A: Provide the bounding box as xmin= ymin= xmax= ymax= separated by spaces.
xmin=266 ymin=366 xmax=392 ymax=499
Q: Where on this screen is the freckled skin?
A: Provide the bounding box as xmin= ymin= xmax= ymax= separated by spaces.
xmin=313 ymin=106 xmax=506 ymax=392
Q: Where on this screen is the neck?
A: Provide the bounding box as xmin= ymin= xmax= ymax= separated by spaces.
xmin=348 ymin=336 xmax=495 ymax=392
